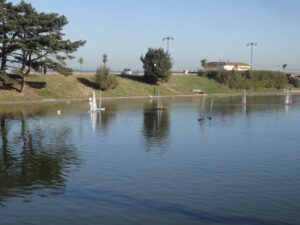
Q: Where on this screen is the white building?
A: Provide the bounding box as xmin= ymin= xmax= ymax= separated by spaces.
xmin=204 ymin=61 xmax=251 ymax=72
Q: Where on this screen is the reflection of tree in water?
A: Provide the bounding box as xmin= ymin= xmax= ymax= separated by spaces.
xmin=143 ymin=102 xmax=170 ymax=152
xmin=0 ymin=110 xmax=79 ymax=202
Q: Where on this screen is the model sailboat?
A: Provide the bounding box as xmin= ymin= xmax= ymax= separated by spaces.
xmin=89 ymin=91 xmax=105 ymax=112
xmin=285 ymin=89 xmax=293 ymax=105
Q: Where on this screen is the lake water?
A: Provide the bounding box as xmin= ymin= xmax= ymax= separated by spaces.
xmin=0 ymin=95 xmax=299 ymax=225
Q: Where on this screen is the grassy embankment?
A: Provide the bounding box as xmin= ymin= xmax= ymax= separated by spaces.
xmin=0 ymin=74 xmax=231 ymax=102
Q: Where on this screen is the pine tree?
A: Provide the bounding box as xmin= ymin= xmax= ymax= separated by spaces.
xmin=0 ymin=1 xmax=86 ymax=93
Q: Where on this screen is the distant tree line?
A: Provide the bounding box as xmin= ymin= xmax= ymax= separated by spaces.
xmin=199 ymin=70 xmax=288 ymax=90
xmin=0 ymin=0 xmax=85 ymax=93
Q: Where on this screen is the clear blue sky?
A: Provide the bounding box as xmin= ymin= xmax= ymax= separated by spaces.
xmin=10 ymin=0 xmax=300 ymax=71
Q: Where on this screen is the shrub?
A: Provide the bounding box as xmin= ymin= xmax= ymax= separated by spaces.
xmin=95 ymin=66 xmax=118 ymax=91
xmin=204 ymin=70 xmax=287 ymax=90
xmin=288 ymin=76 xmax=300 ymax=88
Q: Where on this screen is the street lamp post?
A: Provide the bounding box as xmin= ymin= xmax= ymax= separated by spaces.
xmin=247 ymin=42 xmax=257 ymax=70
xmin=153 ymin=63 xmax=156 ymax=94
xmin=163 ymin=36 xmax=174 ymax=53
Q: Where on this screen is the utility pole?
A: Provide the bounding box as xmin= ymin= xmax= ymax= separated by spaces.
xmin=162 ymin=36 xmax=174 ymax=53
xmin=247 ymin=42 xmax=257 ymax=70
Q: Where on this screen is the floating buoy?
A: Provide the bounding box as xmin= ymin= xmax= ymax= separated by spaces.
xmin=57 ymin=110 xmax=61 ymax=115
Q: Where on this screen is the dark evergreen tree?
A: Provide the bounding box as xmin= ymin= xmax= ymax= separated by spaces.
xmin=0 ymin=0 xmax=21 ymax=70
xmin=0 ymin=1 xmax=86 ymax=93
xmin=140 ymin=48 xmax=172 ymax=84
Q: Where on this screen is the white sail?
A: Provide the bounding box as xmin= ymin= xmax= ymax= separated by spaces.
xmin=92 ymin=91 xmax=97 ymax=111
xmin=89 ymin=91 xmax=105 ymax=112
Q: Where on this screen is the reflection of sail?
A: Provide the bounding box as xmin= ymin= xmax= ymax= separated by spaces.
xmin=285 ymin=89 xmax=293 ymax=105
xmin=155 ymin=89 xmax=165 ymax=110
xmin=156 ymin=109 xmax=163 ymax=126
xmin=90 ymin=112 xmax=97 ymax=131
xmin=242 ymin=103 xmax=247 ymax=114
xmin=89 ymin=109 xmax=116 ymax=132
xmin=285 ymin=104 xmax=290 ymax=114
xmin=241 ymin=89 xmax=247 ymax=105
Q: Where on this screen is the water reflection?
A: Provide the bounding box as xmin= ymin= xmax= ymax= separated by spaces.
xmin=196 ymin=95 xmax=295 ymax=139
xmin=0 ymin=108 xmax=80 ymax=202
xmin=197 ymin=95 xmax=292 ymax=120
xmin=90 ymin=111 xmax=116 ymax=132
xmin=285 ymin=104 xmax=290 ymax=114
xmin=0 ymin=96 xmax=299 ymax=224
xmin=143 ymin=101 xmax=170 ymax=152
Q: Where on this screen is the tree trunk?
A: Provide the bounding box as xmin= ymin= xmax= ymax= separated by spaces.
xmin=20 ymin=75 xmax=26 ymax=94
xmin=43 ymin=65 xmax=47 ymax=74
xmin=0 ymin=43 xmax=7 ymax=70
xmin=20 ymin=67 xmax=31 ymax=94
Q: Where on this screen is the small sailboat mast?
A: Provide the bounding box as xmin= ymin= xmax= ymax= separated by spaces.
xmin=99 ymin=90 xmax=102 ymax=109
xmin=97 ymin=90 xmax=105 ymax=111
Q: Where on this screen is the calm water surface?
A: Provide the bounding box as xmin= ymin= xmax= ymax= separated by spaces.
xmin=0 ymin=95 xmax=299 ymax=225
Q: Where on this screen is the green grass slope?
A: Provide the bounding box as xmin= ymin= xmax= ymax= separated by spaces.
xmin=0 ymin=74 xmax=230 ymax=102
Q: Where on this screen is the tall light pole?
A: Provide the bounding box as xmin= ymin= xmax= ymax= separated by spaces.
xmin=153 ymin=63 xmax=156 ymax=94
xmin=247 ymin=42 xmax=257 ymax=70
xmin=163 ymin=36 xmax=174 ymax=53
